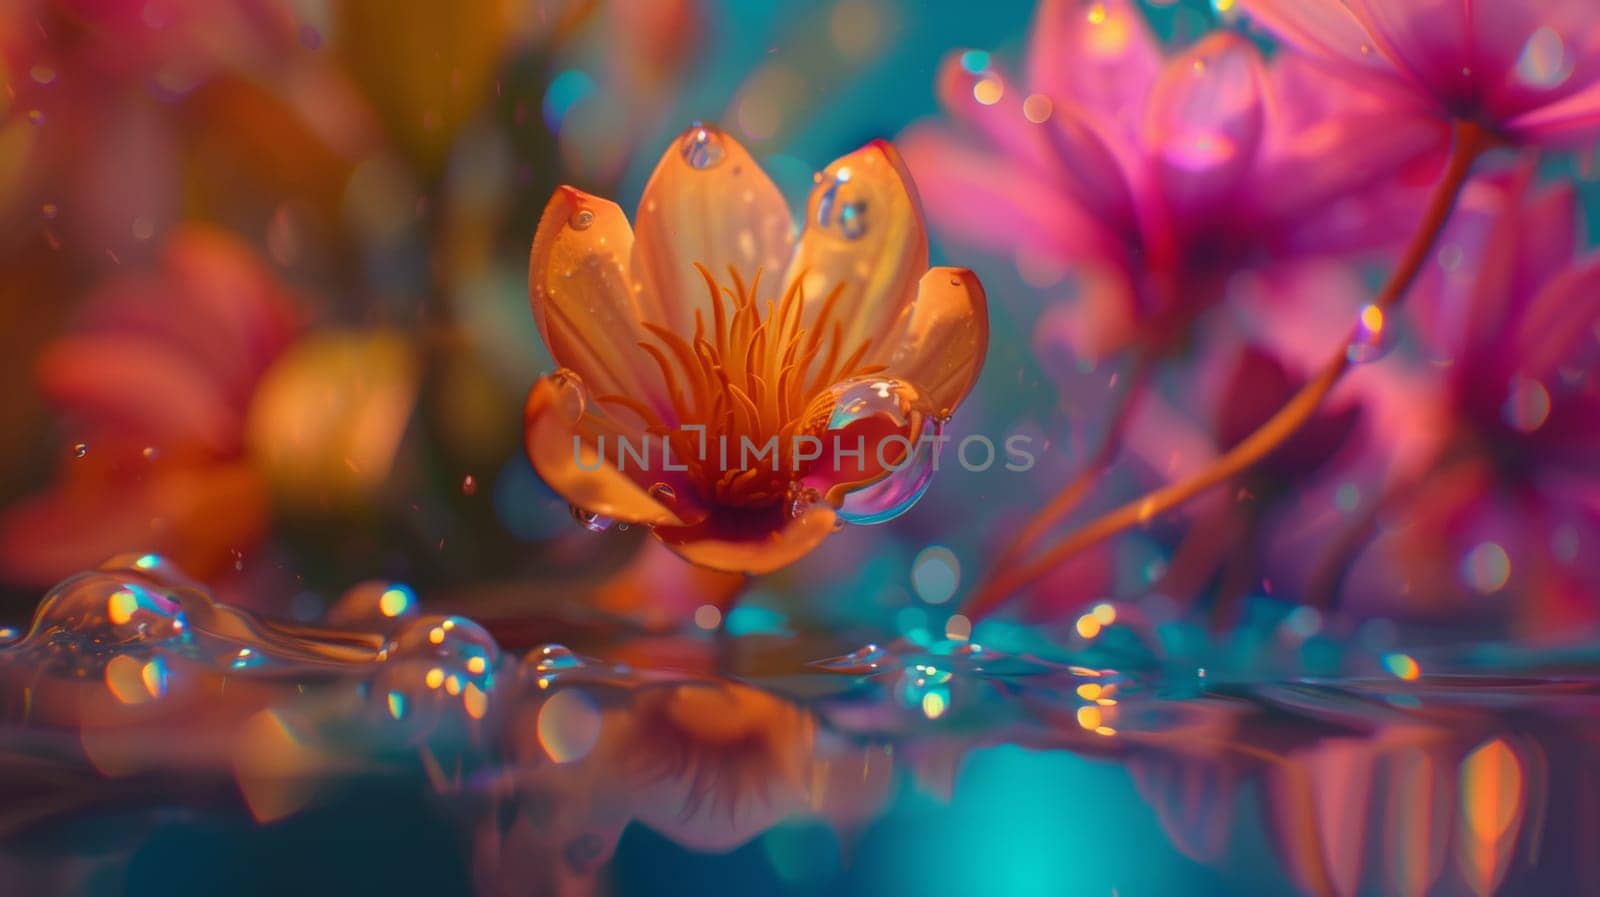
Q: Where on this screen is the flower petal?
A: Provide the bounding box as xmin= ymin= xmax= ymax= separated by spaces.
xmin=1343 ymin=0 xmax=1471 ymax=98
xmin=653 ymin=504 xmax=837 ymax=575
xmin=1144 ymin=33 xmax=1266 ymax=224
xmin=630 ymin=123 xmax=794 ymax=334
xmin=873 ymin=268 xmax=989 ymax=417
xmin=529 ymin=187 xmax=663 ymax=406
xmin=1508 ymin=79 xmax=1600 ymax=148
xmin=1237 ymin=0 xmax=1395 ymax=79
xmin=898 ymin=123 xmax=1107 ymax=264
xmin=38 ymin=333 xmax=242 ymax=455
xmin=786 ymin=139 xmax=928 ymax=358
xmin=1026 ymin=0 xmax=1162 ymax=136
xmin=522 ymin=374 xmax=686 ymax=527
xmin=1514 ymin=256 xmax=1600 ymax=380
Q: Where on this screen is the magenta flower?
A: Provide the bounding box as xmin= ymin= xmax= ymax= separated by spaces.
xmin=1343 ymin=172 xmax=1600 ymax=631
xmin=1240 ymin=0 xmax=1600 ymax=146
xmin=900 ymin=0 xmax=1438 ymax=359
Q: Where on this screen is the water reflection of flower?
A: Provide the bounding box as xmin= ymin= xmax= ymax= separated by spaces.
xmin=522 ymin=123 xmax=988 ymax=575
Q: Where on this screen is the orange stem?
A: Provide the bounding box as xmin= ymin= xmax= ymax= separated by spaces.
xmin=964 ymin=120 xmax=1492 ymax=620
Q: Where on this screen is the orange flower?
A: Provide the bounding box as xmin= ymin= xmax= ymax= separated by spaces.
xmin=523 ymin=124 xmax=988 ymax=574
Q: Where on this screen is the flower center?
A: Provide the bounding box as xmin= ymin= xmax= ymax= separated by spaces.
xmin=599 ymin=264 xmax=884 ymax=509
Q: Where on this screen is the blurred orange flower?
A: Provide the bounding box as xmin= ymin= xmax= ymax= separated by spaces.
xmin=522 ymin=124 xmax=987 ymax=575
xmin=0 ymin=227 xmax=299 ymax=586
xmin=0 ymin=225 xmax=419 ymax=587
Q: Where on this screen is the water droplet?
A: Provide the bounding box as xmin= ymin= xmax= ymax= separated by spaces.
xmin=372 ymin=615 xmax=500 ymax=735
xmin=810 ymin=643 xmax=898 ymax=675
xmin=26 ymin=575 xmax=189 ymax=648
xmin=570 ymin=505 xmax=615 ymax=532
xmin=814 ymin=167 xmax=868 ymax=240
xmin=325 ymin=580 xmax=419 ymax=629
xmin=461 ymin=474 xmax=478 ymax=496
xmin=807 ymin=377 xmax=941 ymax=525
xmin=549 ymin=368 xmax=587 ymax=422
xmin=569 ymin=208 xmax=595 ymax=230
xmin=1022 ymin=93 xmax=1053 ymax=124
xmin=141 ymin=446 xmax=159 ymax=461
xmin=1516 ymin=27 xmax=1572 ymax=89
xmin=911 ymin=545 xmax=960 ymax=605
xmin=787 ymin=483 xmax=823 ymax=519
xmin=896 ymin=661 xmax=953 ymax=719
xmin=972 ymin=76 xmax=1004 ymax=105
xmin=526 ymin=643 xmax=585 ymax=673
xmin=1502 ymin=375 xmax=1551 ymax=433
xmin=1346 ymin=304 xmax=1391 ymax=364
xmin=26 ymin=109 xmax=43 ymax=125
xmin=72 ymin=442 xmax=87 ymax=459
xmin=1461 ymin=542 xmax=1511 ymax=593
xmin=647 ymin=482 xmax=677 ymax=503
xmin=537 ymin=687 xmax=601 ymax=763
xmin=678 ymin=123 xmax=726 ymax=170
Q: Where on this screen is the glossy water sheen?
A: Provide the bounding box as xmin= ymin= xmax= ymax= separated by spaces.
xmin=0 ymin=560 xmax=1597 ymax=896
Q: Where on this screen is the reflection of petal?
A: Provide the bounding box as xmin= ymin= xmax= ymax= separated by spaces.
xmin=631 ymin=124 xmax=794 ymax=336
xmin=522 ymin=375 xmax=685 ymax=527
xmin=1456 ymin=737 xmax=1527 ymax=897
xmin=623 ymin=682 xmax=815 ymax=852
xmin=1380 ymin=742 xmax=1452 ymax=897
xmin=786 ymin=140 xmax=927 ymax=360
xmin=653 ymin=504 xmax=837 ymax=575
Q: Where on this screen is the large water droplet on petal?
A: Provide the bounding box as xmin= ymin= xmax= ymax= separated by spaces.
xmin=678 ymin=123 xmax=726 ymax=170
xmin=807 ymin=377 xmax=942 ymax=525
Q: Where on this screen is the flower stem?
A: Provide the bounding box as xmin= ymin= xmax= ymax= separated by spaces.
xmin=964 ymin=119 xmax=1492 ymax=621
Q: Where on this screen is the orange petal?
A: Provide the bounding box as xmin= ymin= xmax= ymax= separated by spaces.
xmin=630 ymin=123 xmax=794 ymax=334
xmin=522 ymin=374 xmax=684 ymax=527
xmin=786 ymin=139 xmax=929 ymax=360
xmin=653 ymin=504 xmax=837 ymax=575
xmin=875 ymin=267 xmax=989 ymax=417
xmin=529 ymin=187 xmax=662 ymax=406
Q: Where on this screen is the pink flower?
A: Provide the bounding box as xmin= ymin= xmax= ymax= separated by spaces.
xmin=900 ymin=0 xmax=1437 ymax=359
xmin=1240 ymin=0 xmax=1600 ymax=146
xmin=1345 ymin=172 xmax=1600 ymax=631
